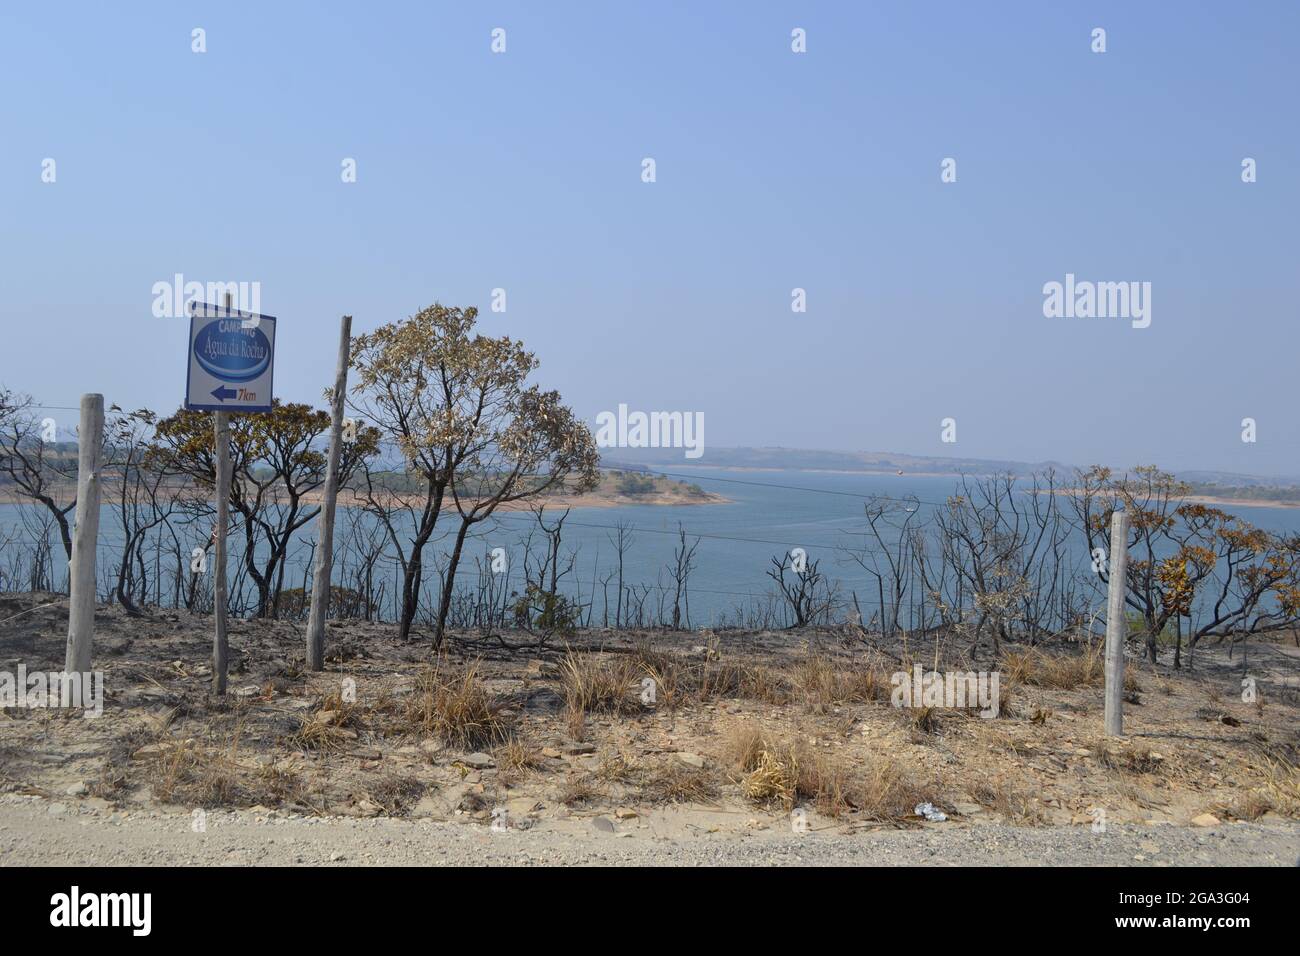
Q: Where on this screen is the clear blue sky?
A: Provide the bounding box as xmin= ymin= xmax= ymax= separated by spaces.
xmin=3 ymin=1 xmax=1297 ymax=475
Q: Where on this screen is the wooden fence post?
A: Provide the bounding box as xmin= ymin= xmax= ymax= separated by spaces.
xmin=306 ymin=315 xmax=352 ymax=671
xmin=213 ymin=410 xmax=230 ymax=695
xmin=1104 ymin=509 xmax=1130 ymax=736
xmin=64 ymin=393 xmax=104 ymax=674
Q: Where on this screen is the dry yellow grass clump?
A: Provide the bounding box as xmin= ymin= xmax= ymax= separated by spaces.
xmin=723 ymin=721 xmax=927 ymax=821
xmin=405 ymin=660 xmax=511 ymax=751
xmin=558 ymin=650 xmax=640 ymax=715
xmin=1001 ymin=643 xmax=1104 ymax=689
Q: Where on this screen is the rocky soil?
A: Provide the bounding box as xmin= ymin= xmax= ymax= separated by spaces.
xmin=2 ymin=593 xmax=1298 ymax=866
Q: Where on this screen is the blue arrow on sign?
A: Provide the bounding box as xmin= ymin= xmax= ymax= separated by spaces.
xmin=211 ymin=385 xmax=237 ymax=403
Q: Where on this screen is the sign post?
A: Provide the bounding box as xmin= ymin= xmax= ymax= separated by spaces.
xmin=186 ymin=297 xmax=276 ymax=694
xmin=213 ymin=410 xmax=230 ymax=695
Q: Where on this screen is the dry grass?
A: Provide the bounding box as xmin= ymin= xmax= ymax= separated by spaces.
xmin=968 ymin=775 xmax=1047 ymax=824
xmin=792 ymin=652 xmax=892 ymax=711
xmin=633 ymin=643 xmax=687 ymax=711
xmin=1099 ymin=744 xmax=1164 ymax=776
xmin=723 ymin=720 xmax=927 ymax=820
xmin=1002 ymin=643 xmax=1104 ymax=689
xmin=288 ymin=688 xmax=367 ymax=753
xmin=556 ymin=774 xmax=604 ymax=807
xmin=630 ymin=641 xmax=807 ymax=707
xmin=625 ymin=643 xmax=892 ymax=712
xmin=639 ymin=761 xmax=720 ymax=804
xmin=593 ymin=747 xmax=642 ymax=784
xmin=88 ymin=727 xmax=155 ymax=804
xmin=152 ymin=739 xmax=241 ymax=806
xmin=908 ymin=705 xmax=941 ymax=735
xmin=743 ymin=748 xmax=798 ymax=807
xmin=558 ymin=651 xmax=639 ymax=715
xmin=288 ymin=717 xmax=352 ymax=754
xmin=88 ymin=765 xmax=131 ymax=803
xmin=404 ymin=661 xmax=511 ymax=751
xmin=793 ymin=654 xmax=840 ymax=714
xmin=366 ymin=773 xmax=424 ymax=816
xmin=148 ymin=735 xmax=310 ymax=810
xmin=1252 ymin=754 xmax=1300 ymax=818
xmin=494 ymin=737 xmax=545 ymax=786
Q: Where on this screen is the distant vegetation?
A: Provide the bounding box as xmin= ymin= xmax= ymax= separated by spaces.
xmin=1184 ymin=482 xmax=1300 ymax=505
xmin=606 ymin=469 xmax=708 ymax=499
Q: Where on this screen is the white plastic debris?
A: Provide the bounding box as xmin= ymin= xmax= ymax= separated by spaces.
xmin=914 ymin=802 xmax=948 ymax=822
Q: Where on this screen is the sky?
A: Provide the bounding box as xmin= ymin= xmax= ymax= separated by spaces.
xmin=2 ymin=1 xmax=1297 ymax=476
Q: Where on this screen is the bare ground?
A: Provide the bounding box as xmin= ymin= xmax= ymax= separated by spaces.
xmin=3 ymin=796 xmax=1297 ymax=866
xmin=2 ymin=592 xmax=1299 ymax=866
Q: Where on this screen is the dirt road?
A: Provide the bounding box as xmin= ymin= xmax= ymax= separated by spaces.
xmin=2 ymin=796 xmax=1296 ymax=867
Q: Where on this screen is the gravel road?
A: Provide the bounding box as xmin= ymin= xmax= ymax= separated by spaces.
xmin=2 ymin=796 xmax=1297 ymax=866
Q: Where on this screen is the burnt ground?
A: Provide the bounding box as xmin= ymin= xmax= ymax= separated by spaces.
xmin=1 ymin=591 xmax=1298 ymax=864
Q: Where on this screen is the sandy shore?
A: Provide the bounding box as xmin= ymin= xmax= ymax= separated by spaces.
xmin=0 ymin=486 xmax=730 ymax=510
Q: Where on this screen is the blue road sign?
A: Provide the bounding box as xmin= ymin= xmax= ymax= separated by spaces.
xmin=185 ymin=303 xmax=277 ymax=413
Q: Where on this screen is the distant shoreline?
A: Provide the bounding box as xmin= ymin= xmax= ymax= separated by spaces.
xmin=0 ymin=485 xmax=730 ymax=510
xmin=611 ymin=464 xmax=1300 ymax=509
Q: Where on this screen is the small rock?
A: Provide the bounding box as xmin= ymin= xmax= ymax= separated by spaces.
xmin=541 ymin=747 xmax=563 ymax=759
xmin=409 ymin=794 xmax=445 ymax=821
xmin=676 ymin=752 xmax=705 ymax=769
xmin=507 ymin=798 xmax=542 ymax=816
xmin=615 ymin=807 xmax=638 ymax=820
xmin=591 ymin=816 xmax=616 ymax=833
xmin=462 ymin=753 xmax=495 ymax=769
xmin=65 ymin=782 xmax=88 ymax=797
xmin=1191 ymin=813 xmax=1221 ymax=828
xmin=564 ymin=742 xmax=596 ymax=756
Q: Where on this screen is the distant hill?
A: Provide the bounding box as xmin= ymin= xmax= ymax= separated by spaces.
xmin=602 ymin=446 xmax=1071 ymax=478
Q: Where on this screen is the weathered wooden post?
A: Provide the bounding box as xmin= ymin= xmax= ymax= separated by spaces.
xmin=210 ymin=290 xmax=235 ymax=696
xmin=1104 ymin=509 xmax=1130 ymax=736
xmin=64 ymin=393 xmax=104 ymax=674
xmin=213 ymin=410 xmax=230 ymax=695
xmin=306 ymin=315 xmax=352 ymax=671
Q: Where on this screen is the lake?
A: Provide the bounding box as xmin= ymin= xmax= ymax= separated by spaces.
xmin=3 ymin=467 xmax=1299 ymax=630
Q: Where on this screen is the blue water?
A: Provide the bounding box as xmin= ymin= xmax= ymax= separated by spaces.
xmin=4 ymin=468 xmax=1299 ymax=628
